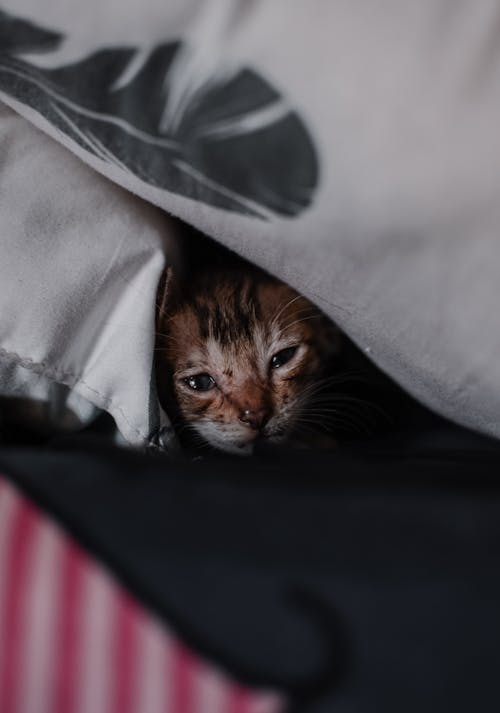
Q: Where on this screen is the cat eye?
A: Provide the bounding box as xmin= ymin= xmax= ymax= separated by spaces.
xmin=183 ymin=373 xmax=216 ymax=391
xmin=270 ymin=346 xmax=298 ymax=369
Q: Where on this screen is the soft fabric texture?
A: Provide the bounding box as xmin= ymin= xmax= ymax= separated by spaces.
xmin=0 ymin=475 xmax=283 ymax=713
xmin=0 ymin=103 xmax=174 ymax=447
xmin=3 ymin=425 xmax=500 ymax=713
xmin=1 ymin=1 xmax=500 ymax=439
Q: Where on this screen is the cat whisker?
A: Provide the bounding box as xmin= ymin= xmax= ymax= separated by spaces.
xmin=275 ymin=314 xmax=322 ymax=338
xmin=298 ymin=398 xmax=383 ymax=430
xmin=300 ymin=406 xmax=372 ymax=424
xmin=296 ymin=377 xmax=392 ymax=416
xmin=307 ymin=394 xmax=391 ymax=422
xmin=302 ymin=411 xmax=377 ymax=436
xmin=303 ymin=399 xmax=384 ymax=422
xmin=154 ymin=331 xmax=184 ymax=342
xmin=176 ymin=422 xmax=209 ymax=451
xmin=296 ymin=409 xmax=371 ymax=434
xmin=296 ymin=381 xmax=354 ymax=407
xmin=297 ymin=371 xmax=374 ymax=398
xmin=154 ymin=336 xmax=185 ymax=350
xmin=272 ymin=305 xmax=317 ymax=332
xmin=269 ymin=294 xmax=304 ymax=328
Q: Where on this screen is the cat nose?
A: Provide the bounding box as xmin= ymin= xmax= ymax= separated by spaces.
xmin=239 ymin=408 xmax=270 ymax=431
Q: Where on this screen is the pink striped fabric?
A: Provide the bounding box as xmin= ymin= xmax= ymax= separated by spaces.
xmin=0 ymin=477 xmax=285 ymax=713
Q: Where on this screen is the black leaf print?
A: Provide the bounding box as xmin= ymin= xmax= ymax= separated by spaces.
xmin=0 ymin=9 xmax=319 ymax=219
xmin=0 ymin=9 xmax=62 ymax=54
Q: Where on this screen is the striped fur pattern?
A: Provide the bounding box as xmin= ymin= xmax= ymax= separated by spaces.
xmin=157 ymin=265 xmax=339 ymax=455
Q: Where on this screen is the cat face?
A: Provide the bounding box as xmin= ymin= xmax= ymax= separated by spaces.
xmin=157 ymin=270 xmax=339 ymax=454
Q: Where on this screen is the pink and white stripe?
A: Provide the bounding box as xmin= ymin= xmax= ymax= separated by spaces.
xmin=0 ymin=476 xmax=285 ymax=713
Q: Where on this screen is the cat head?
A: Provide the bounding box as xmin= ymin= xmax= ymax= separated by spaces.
xmin=157 ymin=266 xmax=340 ymax=454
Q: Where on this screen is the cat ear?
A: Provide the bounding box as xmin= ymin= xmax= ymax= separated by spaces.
xmin=156 ymin=265 xmax=177 ymax=323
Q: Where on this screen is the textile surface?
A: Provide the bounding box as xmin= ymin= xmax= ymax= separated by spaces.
xmin=0 ymin=475 xmax=283 ymax=713
xmin=2 ymin=427 xmax=500 ymax=713
xmin=0 ymin=103 xmax=175 ymax=447
xmin=1 ymin=1 xmax=500 ymax=439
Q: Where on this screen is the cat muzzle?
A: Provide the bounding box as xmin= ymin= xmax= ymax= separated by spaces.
xmin=238 ymin=408 xmax=271 ymax=431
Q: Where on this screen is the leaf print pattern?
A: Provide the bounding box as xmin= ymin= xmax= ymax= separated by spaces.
xmin=0 ymin=9 xmax=319 ymax=218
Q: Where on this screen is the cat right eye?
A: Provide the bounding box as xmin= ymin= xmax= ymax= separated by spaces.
xmin=183 ymin=373 xmax=216 ymax=392
xmin=270 ymin=346 xmax=298 ymax=370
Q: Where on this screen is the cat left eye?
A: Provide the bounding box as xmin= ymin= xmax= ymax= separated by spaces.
xmin=270 ymin=346 xmax=298 ymax=369
xmin=183 ymin=373 xmax=216 ymax=391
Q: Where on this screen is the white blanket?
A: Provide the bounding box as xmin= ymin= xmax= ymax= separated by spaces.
xmin=0 ymin=104 xmax=174 ymax=446
xmin=1 ymin=1 xmax=500 ymax=443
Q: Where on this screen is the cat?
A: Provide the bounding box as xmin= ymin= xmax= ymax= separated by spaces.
xmin=155 ymin=230 xmax=433 ymax=456
xmin=155 ymin=242 xmax=341 ymax=455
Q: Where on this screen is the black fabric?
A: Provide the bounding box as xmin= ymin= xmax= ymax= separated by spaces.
xmin=2 ymin=427 xmax=500 ymax=712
